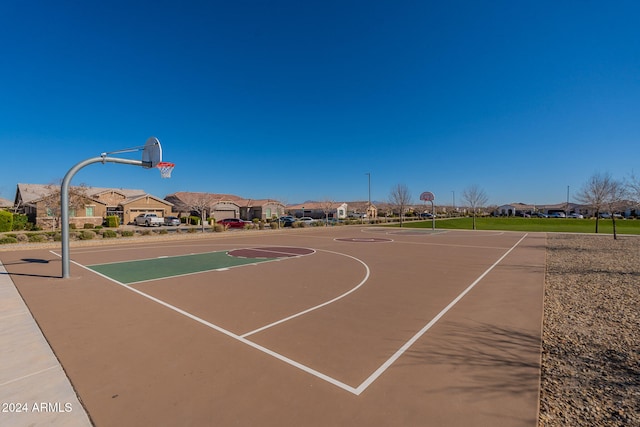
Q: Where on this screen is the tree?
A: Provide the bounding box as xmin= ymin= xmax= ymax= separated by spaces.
xmin=40 ymin=182 xmax=90 ymax=230
xmin=319 ymin=198 xmax=335 ymax=226
xmin=462 ymin=185 xmax=489 ymax=230
xmin=575 ymin=172 xmax=626 ymax=239
xmin=389 ymin=184 xmax=412 ymax=227
xmin=180 ymin=192 xmax=213 ymax=232
xmin=627 ymin=172 xmax=640 ymax=214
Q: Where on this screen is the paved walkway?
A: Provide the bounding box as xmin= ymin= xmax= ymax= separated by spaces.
xmin=0 ymin=261 xmax=92 ymax=426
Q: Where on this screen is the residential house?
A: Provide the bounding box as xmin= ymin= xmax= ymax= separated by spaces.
xmin=14 ymin=183 xmax=173 ymax=228
xmin=286 ymin=202 xmax=348 ymax=220
xmin=346 ymin=201 xmax=377 ymax=219
xmin=164 ymin=192 xmax=285 ymax=222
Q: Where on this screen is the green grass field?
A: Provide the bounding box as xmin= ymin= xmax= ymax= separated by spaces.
xmin=400 ymin=217 xmax=640 ymax=235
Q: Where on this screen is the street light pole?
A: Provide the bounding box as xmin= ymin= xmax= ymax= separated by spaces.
xmin=451 ymin=190 xmax=455 ymax=215
xmin=366 ymin=172 xmax=371 ymax=222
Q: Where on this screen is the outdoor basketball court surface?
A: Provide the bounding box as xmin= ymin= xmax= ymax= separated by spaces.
xmin=0 ymin=226 xmax=546 ymax=426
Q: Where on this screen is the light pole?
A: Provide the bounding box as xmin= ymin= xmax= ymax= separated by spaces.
xmin=451 ymin=190 xmax=455 ymax=215
xmin=366 ymin=172 xmax=371 ymax=222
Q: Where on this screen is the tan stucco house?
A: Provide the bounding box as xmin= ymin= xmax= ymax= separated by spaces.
xmin=14 ymin=183 xmax=173 ymax=228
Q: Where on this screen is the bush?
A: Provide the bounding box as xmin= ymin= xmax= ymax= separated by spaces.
xmin=0 ymin=210 xmax=13 ymax=232
xmin=105 ymin=216 xmax=120 ymax=227
xmin=214 ymin=224 xmax=225 ymax=232
xmin=27 ymin=234 xmax=47 ymax=243
xmin=12 ymin=214 xmax=28 ymax=231
xmin=189 ymin=216 xmax=200 ymax=225
xmin=83 ymin=223 xmax=94 ymax=229
xmin=187 ymin=227 xmax=197 ymax=233
xmin=102 ymin=229 xmax=117 ymax=238
xmin=79 ymin=230 xmax=95 ymax=240
xmin=15 ymin=234 xmax=28 ymax=243
xmin=69 ymin=223 xmax=77 ymax=230
xmin=0 ymin=236 xmax=18 ymax=244
xmin=121 ymin=230 xmax=134 ymax=237
xmin=159 ymin=229 xmax=168 ymax=235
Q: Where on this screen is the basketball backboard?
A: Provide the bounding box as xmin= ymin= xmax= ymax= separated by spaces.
xmin=141 ymin=137 xmax=162 ymax=168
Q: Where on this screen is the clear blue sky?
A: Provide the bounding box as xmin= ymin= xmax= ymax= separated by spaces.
xmin=2 ymin=0 xmax=639 ymax=206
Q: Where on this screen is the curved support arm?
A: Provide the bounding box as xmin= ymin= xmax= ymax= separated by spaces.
xmin=61 ymin=156 xmax=148 ymax=278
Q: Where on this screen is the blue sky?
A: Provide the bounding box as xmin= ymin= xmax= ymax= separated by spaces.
xmin=1 ymin=0 xmax=639 ymax=206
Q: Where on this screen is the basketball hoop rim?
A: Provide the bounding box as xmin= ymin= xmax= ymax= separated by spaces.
xmin=156 ymin=161 xmax=175 ymax=178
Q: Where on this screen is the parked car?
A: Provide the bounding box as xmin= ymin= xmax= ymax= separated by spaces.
xmin=134 ymin=213 xmax=164 ymax=227
xmin=163 ymin=216 xmax=180 ymax=226
xmin=568 ymin=213 xmax=584 ymax=219
xmin=420 ymin=212 xmax=434 ymax=219
xmin=276 ymin=216 xmax=296 ymax=227
xmin=549 ymin=212 xmax=566 ymax=218
xmin=217 ymin=218 xmax=250 ymax=228
xmin=299 ymin=217 xmax=316 ymax=224
xmin=530 ymin=212 xmax=548 ymax=218
xmin=320 ymin=217 xmax=340 ymax=225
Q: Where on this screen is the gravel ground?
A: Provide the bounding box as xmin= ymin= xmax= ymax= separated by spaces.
xmin=540 ymin=233 xmax=640 ymax=426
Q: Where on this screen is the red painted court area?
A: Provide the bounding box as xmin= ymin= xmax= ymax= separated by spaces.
xmin=1 ymin=226 xmax=546 ymax=427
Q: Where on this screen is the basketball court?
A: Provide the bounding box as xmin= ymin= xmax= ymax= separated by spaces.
xmin=1 ymin=226 xmax=546 ymax=426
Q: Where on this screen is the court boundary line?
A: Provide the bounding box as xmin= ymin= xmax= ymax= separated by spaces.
xmin=48 ymin=233 xmax=528 ymax=396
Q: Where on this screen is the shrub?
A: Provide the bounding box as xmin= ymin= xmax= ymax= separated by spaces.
xmin=12 ymin=214 xmax=28 ymax=231
xmin=15 ymin=234 xmax=28 ymax=243
xmin=27 ymin=234 xmax=47 ymax=243
xmin=102 ymin=229 xmax=117 ymax=238
xmin=83 ymin=223 xmax=94 ymax=229
xmin=69 ymin=223 xmax=77 ymax=230
xmin=189 ymin=216 xmax=200 ymax=225
xmin=214 ymin=224 xmax=225 ymax=232
xmin=105 ymin=216 xmax=120 ymax=227
xmin=79 ymin=230 xmax=95 ymax=240
xmin=121 ymin=230 xmax=134 ymax=237
xmin=0 ymin=236 xmax=18 ymax=244
xmin=159 ymin=229 xmax=168 ymax=235
xmin=187 ymin=227 xmax=197 ymax=233
xmin=53 ymin=233 xmax=62 ymax=241
xmin=0 ymin=210 xmax=13 ymax=232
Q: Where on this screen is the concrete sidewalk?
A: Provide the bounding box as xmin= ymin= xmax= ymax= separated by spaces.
xmin=0 ymin=261 xmax=92 ymax=427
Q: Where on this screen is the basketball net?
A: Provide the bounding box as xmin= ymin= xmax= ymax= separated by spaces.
xmin=157 ymin=162 xmax=175 ymax=179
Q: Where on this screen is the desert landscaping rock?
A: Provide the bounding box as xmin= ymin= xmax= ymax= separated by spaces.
xmin=540 ymin=233 xmax=640 ymax=426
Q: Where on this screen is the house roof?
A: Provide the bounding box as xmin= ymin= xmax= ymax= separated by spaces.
xmin=16 ymin=183 xmax=163 ymax=205
xmin=0 ymin=197 xmax=13 ymax=208
xmin=165 ymin=192 xmax=284 ymax=209
xmin=287 ymin=201 xmax=348 ymax=210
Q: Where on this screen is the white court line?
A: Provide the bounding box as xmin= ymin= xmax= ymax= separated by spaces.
xmin=232 ymin=247 xmax=316 ymax=258
xmin=48 ymin=233 xmax=527 ymax=396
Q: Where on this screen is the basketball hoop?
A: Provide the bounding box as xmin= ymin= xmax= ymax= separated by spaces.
xmin=156 ymin=162 xmax=175 ymax=178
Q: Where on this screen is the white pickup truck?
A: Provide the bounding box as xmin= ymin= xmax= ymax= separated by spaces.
xmin=134 ymin=213 xmax=164 ymax=227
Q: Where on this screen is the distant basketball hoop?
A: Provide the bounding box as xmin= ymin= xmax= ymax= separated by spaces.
xmin=420 ymin=192 xmax=435 ymax=202
xmin=420 ymin=191 xmax=436 ymax=230
xmin=157 ymin=162 xmax=175 ymax=179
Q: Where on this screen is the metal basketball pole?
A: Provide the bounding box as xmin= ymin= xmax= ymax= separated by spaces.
xmin=61 ymin=156 xmax=147 ymax=278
